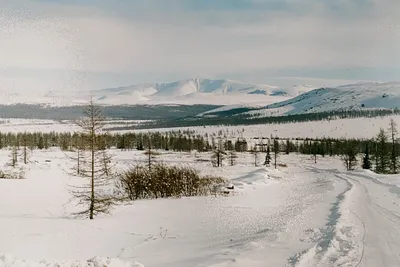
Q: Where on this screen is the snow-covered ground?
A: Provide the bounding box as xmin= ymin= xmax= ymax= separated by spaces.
xmin=1 ymin=147 xmax=400 ymax=266
xmin=132 ymin=115 xmax=400 ymax=140
xmin=0 ymin=119 xmax=149 ymax=133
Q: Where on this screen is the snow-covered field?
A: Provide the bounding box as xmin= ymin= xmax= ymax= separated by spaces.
xmin=0 ymin=119 xmax=149 ymax=134
xmin=1 ymin=115 xmax=399 ymax=140
xmin=1 ymin=147 xmax=400 ymax=266
xmin=132 ymin=115 xmax=400 ymax=140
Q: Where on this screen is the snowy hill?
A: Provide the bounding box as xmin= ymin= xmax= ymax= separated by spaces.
xmin=195 ymin=84 xmax=316 ymax=116
xmin=44 ymin=78 xmax=292 ymax=106
xmin=244 ymin=81 xmax=400 ymax=117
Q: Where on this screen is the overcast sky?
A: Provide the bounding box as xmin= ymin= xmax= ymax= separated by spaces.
xmin=0 ymin=0 xmax=400 ymax=93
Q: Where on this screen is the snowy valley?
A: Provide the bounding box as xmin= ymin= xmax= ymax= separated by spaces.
xmin=1 ymin=79 xmax=400 ymax=267
xmin=1 ymin=110 xmax=400 ymax=266
xmin=3 ymin=0 xmax=400 ymax=265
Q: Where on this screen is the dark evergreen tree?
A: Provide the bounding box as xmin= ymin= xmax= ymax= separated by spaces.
xmin=362 ymin=143 xmax=371 ymax=170
xmin=286 ymin=139 xmax=290 ymax=154
xmin=311 ymin=142 xmax=318 ymax=163
xmin=342 ymin=141 xmax=358 ymax=171
xmin=234 ymin=139 xmax=248 ymax=152
xmin=375 ymin=128 xmax=390 ymax=174
xmin=117 ymin=135 xmax=126 ymax=150
xmin=37 ymin=135 xmax=44 ymax=150
xmin=273 ymin=139 xmax=279 ymax=169
xmin=388 ymin=119 xmax=399 ymax=174
xmin=136 ymin=140 xmax=144 ymax=150
xmin=264 ymin=145 xmax=272 ymax=166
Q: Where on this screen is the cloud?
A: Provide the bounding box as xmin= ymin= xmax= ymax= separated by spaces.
xmin=64 ymin=1 xmax=400 ymax=72
xmin=0 ymin=2 xmax=84 ymax=70
xmin=0 ymin=0 xmax=400 ymax=91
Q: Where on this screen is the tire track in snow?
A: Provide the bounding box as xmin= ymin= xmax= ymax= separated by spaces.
xmin=288 ymin=168 xmax=354 ymax=267
xmin=331 ymin=172 xmax=368 ymax=265
xmin=293 ymin=167 xmax=400 ymax=267
xmin=351 ymin=210 xmax=366 ymax=267
xmin=343 ymin=171 xmax=400 ymax=266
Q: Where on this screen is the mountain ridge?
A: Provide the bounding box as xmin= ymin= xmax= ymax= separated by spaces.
xmin=43 ymin=78 xmax=312 ymax=106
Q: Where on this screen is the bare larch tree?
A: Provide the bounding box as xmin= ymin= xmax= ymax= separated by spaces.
xmin=71 ymin=101 xmax=115 ymax=220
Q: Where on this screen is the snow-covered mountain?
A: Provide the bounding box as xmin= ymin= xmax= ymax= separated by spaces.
xmin=44 ymin=78 xmax=294 ymax=106
xmin=285 ymin=84 xmax=317 ymax=96
xmin=5 ymin=79 xmax=400 ymax=116
xmin=0 ymin=78 xmax=316 ymax=107
xmin=245 ymin=81 xmax=400 ymax=117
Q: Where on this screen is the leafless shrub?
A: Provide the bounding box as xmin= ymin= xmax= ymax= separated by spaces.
xmin=0 ymin=169 xmax=25 ymax=179
xmin=118 ymin=163 xmax=227 ymax=200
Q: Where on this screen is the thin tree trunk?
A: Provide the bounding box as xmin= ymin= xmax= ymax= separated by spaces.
xmin=77 ymin=149 xmax=80 ymax=175
xmin=90 ymin=105 xmax=95 ymax=220
xmin=103 ymin=150 xmax=109 ymax=176
xmin=148 ymin=138 xmax=151 ymax=171
xmin=392 ymin=131 xmax=396 ymax=173
xmin=24 ymin=143 xmax=27 ymax=164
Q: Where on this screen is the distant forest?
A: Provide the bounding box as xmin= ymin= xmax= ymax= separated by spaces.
xmin=0 ymin=104 xmax=220 ymax=120
xmin=127 ymin=108 xmax=400 ymax=130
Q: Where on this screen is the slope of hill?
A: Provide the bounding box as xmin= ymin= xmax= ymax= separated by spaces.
xmin=241 ymin=81 xmax=400 ymax=118
xmin=195 ymin=84 xmax=316 ymax=116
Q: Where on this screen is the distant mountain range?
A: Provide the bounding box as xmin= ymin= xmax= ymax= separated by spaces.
xmin=1 ymin=79 xmax=400 ymax=121
xmin=43 ymin=78 xmax=315 ymax=106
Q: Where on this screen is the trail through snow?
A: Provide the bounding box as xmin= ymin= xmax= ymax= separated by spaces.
xmin=294 ymin=165 xmax=400 ymax=267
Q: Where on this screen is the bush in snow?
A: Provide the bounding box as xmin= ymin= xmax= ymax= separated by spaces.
xmin=0 ymin=168 xmax=25 ymax=179
xmin=117 ymin=163 xmax=227 ymax=200
xmin=0 ymin=254 xmax=144 ymax=267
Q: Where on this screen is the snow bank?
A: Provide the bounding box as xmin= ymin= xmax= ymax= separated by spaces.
xmin=0 ymin=254 xmax=144 ymax=267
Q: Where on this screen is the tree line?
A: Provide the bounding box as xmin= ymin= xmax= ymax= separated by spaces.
xmin=0 ymin=130 xmax=252 ymax=154
xmin=240 ymin=119 xmax=400 ymax=174
xmin=127 ymin=108 xmax=400 ymax=130
xmin=3 ymin=122 xmax=400 ymax=175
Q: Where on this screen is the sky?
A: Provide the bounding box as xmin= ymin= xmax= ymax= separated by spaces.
xmin=0 ymin=0 xmax=400 ymax=94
